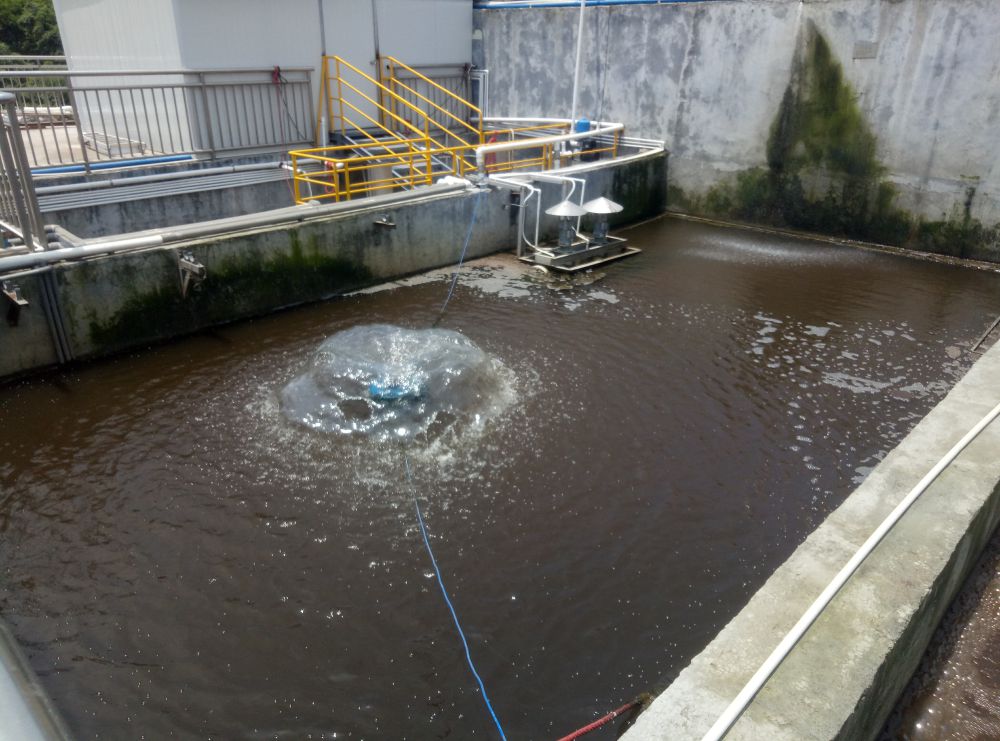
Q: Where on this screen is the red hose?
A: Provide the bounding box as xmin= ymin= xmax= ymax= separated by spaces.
xmin=556 ymin=698 xmax=645 ymax=741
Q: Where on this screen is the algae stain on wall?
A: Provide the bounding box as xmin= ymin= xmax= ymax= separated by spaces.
xmin=86 ymin=233 xmax=371 ymax=352
xmin=676 ymin=22 xmax=1000 ymax=262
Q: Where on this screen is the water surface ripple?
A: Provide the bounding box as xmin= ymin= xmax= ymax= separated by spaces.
xmin=1 ymin=218 xmax=998 ymax=738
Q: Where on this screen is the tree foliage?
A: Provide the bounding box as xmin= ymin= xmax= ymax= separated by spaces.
xmin=0 ymin=0 xmax=62 ymax=55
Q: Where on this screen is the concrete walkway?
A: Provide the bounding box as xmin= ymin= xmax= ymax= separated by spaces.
xmin=623 ymin=340 xmax=1000 ymax=740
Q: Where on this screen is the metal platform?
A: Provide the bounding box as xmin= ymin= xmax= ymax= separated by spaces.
xmin=519 ymin=235 xmax=640 ymax=272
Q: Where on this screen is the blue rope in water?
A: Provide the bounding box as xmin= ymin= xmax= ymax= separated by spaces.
xmin=435 ymin=188 xmax=485 ymax=324
xmin=406 ymin=458 xmax=508 ymax=740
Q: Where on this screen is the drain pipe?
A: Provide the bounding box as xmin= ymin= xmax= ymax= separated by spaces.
xmin=0 ymin=209 xmax=315 ymax=273
xmin=0 ymin=235 xmax=166 ymax=272
xmin=701 ymin=398 xmax=1000 ymax=741
xmin=37 ymin=268 xmax=73 ymax=363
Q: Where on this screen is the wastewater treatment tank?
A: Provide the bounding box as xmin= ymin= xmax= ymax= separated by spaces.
xmin=1 ymin=217 xmax=999 ymax=738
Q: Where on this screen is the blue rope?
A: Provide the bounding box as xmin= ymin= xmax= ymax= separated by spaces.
xmin=434 ymin=188 xmax=485 ymax=326
xmin=406 ymin=458 xmax=507 ymax=740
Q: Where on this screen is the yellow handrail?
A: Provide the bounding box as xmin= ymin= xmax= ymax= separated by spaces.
xmin=336 ymin=75 xmax=426 ymax=140
xmin=383 ymin=56 xmax=482 ymax=122
xmin=328 ymin=56 xmax=475 ymax=154
xmin=302 ymin=54 xmax=623 ymax=205
xmin=387 ymin=75 xmax=481 ymax=142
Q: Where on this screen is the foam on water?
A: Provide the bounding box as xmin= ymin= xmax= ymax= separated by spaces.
xmin=279 ymin=324 xmax=513 ymax=442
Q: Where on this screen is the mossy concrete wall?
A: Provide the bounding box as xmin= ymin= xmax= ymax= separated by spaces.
xmin=476 ymin=0 xmax=1000 ymax=260
xmin=0 ymin=151 xmax=666 ymax=380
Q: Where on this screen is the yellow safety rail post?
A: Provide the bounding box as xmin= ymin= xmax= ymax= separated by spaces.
xmin=315 ymin=63 xmax=326 ymax=146
xmin=387 ymin=57 xmax=399 ymax=135
xmin=332 ymin=57 xmax=334 ymax=143
xmin=374 ymin=53 xmax=386 ymax=130
xmin=291 ymin=153 xmax=301 ymax=202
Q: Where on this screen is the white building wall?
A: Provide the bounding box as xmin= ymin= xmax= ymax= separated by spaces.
xmin=374 ymin=0 xmax=472 ymax=66
xmin=55 ymin=0 xmax=471 ymax=73
xmin=51 ymin=0 xmax=473 ymax=156
xmin=53 ymin=0 xmax=183 ymax=70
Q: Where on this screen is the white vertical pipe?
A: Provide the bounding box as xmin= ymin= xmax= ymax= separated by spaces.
xmin=701 ymin=398 xmax=1000 ymax=741
xmin=569 ymin=0 xmax=587 ymax=125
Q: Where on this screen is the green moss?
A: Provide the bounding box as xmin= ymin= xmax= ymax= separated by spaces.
xmin=88 ymin=234 xmax=372 ymax=351
xmin=668 ymin=25 xmax=949 ymax=256
xmin=667 ymin=184 xmax=691 ymax=211
xmin=913 ymin=215 xmax=1000 ymax=261
xmin=88 ymin=284 xmax=190 ymax=351
xmin=681 ymin=24 xmax=1000 ymax=259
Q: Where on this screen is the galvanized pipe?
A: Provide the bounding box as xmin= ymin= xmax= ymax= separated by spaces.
xmin=35 ymin=162 xmax=285 ymax=195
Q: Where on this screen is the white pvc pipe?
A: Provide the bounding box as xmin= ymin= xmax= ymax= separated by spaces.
xmin=488 ymin=174 xmax=541 ymax=254
xmin=528 ymin=171 xmax=587 ymax=235
xmin=569 ymin=0 xmax=587 ymax=125
xmin=0 ymin=236 xmax=165 ymax=271
xmin=484 ymin=116 xmax=611 ymax=125
xmin=489 ymin=171 xmax=588 ymax=254
xmin=702 ymin=399 xmax=1000 ymax=741
xmin=475 ymin=122 xmax=624 ymax=175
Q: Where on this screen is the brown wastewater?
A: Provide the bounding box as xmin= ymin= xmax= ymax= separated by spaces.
xmin=1 ymin=218 xmax=999 ymax=739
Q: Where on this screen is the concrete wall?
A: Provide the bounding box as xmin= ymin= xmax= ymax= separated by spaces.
xmin=54 ymin=0 xmax=183 ymax=70
xmin=0 ymin=151 xmax=665 ymax=380
xmin=475 ymin=0 xmax=1000 ymax=260
xmin=42 ymin=179 xmax=296 ymax=239
xmin=622 ymin=338 xmax=1000 ymax=740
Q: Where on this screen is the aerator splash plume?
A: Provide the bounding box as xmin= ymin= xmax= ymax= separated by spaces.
xmin=280 ymin=323 xmax=509 ymax=440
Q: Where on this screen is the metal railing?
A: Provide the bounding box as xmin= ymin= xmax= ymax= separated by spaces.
xmin=0 ymin=67 xmax=314 ymax=171
xmin=296 ymin=55 xmax=621 ymax=204
xmin=291 ymin=118 xmax=621 ymax=204
xmin=0 ymin=55 xmax=68 ymax=71
xmin=381 ymin=58 xmax=478 ymax=143
xmin=0 ymin=92 xmax=45 ymax=251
